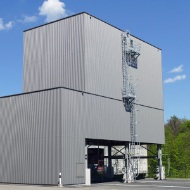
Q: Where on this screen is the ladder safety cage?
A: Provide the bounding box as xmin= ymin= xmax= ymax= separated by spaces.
xmin=121 ymin=32 xmax=141 ymax=183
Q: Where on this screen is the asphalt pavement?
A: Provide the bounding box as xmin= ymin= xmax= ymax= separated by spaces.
xmin=1 ymin=179 xmax=190 ymax=190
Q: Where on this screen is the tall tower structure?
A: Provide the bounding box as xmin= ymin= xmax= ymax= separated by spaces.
xmin=0 ymin=13 xmax=164 ymax=185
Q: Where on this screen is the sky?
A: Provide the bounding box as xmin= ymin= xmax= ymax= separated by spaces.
xmin=0 ymin=0 xmax=189 ymax=122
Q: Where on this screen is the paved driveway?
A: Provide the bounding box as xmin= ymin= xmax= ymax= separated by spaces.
xmin=1 ymin=179 xmax=190 ymax=190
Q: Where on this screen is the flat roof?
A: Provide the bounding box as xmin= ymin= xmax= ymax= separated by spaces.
xmin=24 ymin=12 xmax=161 ymax=50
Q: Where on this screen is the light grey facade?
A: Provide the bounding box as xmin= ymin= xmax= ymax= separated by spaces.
xmin=0 ymin=12 xmax=164 ymax=185
xmin=23 ymin=13 xmax=163 ymax=110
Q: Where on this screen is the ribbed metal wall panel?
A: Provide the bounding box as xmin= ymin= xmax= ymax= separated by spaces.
xmin=59 ymin=88 xmax=164 ymax=184
xmin=1 ymin=12 xmax=164 ymax=185
xmin=130 ymin=35 xmax=163 ymax=109
xmin=23 ymin=14 xmax=85 ymax=93
xmin=60 ymin=88 xmax=130 ymax=141
xmin=84 ymin=14 xmax=123 ymax=100
xmin=23 ymin=12 xmax=163 ymax=110
xmin=83 ymin=13 xmax=163 ymax=109
xmin=0 ymin=89 xmax=62 ymax=184
xmin=0 ymin=88 xmax=131 ymax=185
xmin=60 ymin=88 xmax=131 ymax=184
xmin=137 ymin=106 xmax=165 ymax=144
xmin=0 ymin=87 xmax=164 ymax=185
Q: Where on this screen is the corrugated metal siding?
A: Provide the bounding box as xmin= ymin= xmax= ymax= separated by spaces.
xmin=23 ymin=12 xmax=163 ymax=110
xmin=131 ymin=36 xmax=164 ymax=109
xmin=23 ymin=14 xmax=85 ymax=93
xmin=0 ymin=88 xmax=131 ymax=185
xmin=60 ymin=88 xmax=130 ymax=184
xmin=1 ymin=12 xmax=164 ymax=185
xmin=59 ymin=88 xmax=164 ymax=184
xmin=84 ymin=14 xmax=123 ymax=100
xmin=0 ymin=89 xmax=62 ymax=184
xmin=60 ymin=88 xmax=130 ymax=141
xmin=0 ymin=88 xmax=164 ymax=185
xmin=84 ymin=13 xmax=163 ymax=109
xmin=137 ymin=106 xmax=165 ymax=144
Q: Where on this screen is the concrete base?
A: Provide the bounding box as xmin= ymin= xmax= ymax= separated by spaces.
xmin=85 ymin=168 xmax=91 ymax=185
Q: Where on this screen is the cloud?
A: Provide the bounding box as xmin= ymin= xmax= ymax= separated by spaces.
xmin=0 ymin=18 xmax=13 ymax=30
xmin=39 ymin=0 xmax=68 ymax=22
xmin=5 ymin=22 xmax=14 ymax=29
xmin=23 ymin=15 xmax=38 ymax=23
xmin=164 ymin=74 xmax=186 ymax=84
xmin=169 ymin=65 xmax=183 ymax=73
xmin=17 ymin=15 xmax=38 ymax=24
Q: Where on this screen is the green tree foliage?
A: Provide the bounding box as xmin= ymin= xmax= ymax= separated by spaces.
xmin=148 ymin=116 xmax=190 ymax=178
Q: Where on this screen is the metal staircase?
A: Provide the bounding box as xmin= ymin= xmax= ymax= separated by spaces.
xmin=121 ymin=32 xmax=141 ymax=183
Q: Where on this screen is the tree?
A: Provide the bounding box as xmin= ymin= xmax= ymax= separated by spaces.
xmin=148 ymin=116 xmax=190 ymax=178
xmin=165 ymin=116 xmax=182 ymax=136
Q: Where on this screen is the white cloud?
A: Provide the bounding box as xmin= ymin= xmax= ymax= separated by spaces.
xmin=39 ymin=0 xmax=68 ymax=22
xmin=169 ymin=65 xmax=183 ymax=73
xmin=5 ymin=21 xmax=14 ymax=29
xmin=164 ymin=74 xmax=186 ymax=84
xmin=0 ymin=18 xmax=13 ymax=30
xmin=17 ymin=15 xmax=38 ymax=24
xmin=23 ymin=15 xmax=38 ymax=23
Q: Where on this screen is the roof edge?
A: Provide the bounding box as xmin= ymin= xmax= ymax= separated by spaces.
xmin=24 ymin=11 xmax=161 ymax=51
xmin=0 ymin=87 xmax=164 ymax=111
xmin=23 ymin=12 xmax=87 ymax=32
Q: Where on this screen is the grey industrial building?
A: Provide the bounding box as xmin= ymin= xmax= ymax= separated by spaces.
xmin=0 ymin=12 xmax=164 ymax=185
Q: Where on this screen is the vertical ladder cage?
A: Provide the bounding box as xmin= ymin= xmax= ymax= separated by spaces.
xmin=121 ymin=32 xmax=141 ymax=183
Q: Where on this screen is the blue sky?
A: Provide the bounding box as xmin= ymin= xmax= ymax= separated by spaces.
xmin=0 ymin=0 xmax=189 ymax=122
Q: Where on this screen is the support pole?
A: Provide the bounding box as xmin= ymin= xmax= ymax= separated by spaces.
xmin=123 ymin=142 xmax=133 ymax=183
xmin=157 ymin=144 xmax=163 ymax=180
xmin=108 ymin=144 xmax=112 ymax=168
xmin=123 ymin=142 xmax=128 ymax=183
xmin=107 ymin=143 xmax=113 ymax=178
xmin=85 ymin=143 xmax=91 ymax=185
xmin=58 ymin=172 xmax=62 ymax=187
